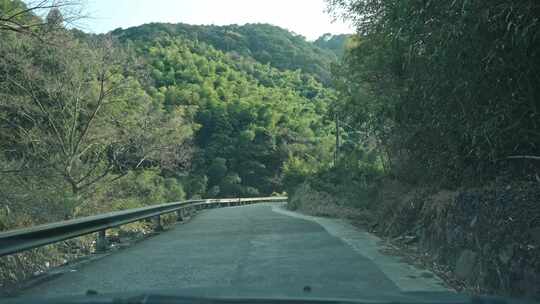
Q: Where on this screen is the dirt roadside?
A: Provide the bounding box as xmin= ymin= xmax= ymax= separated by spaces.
xmin=287 ymin=180 xmax=540 ymax=300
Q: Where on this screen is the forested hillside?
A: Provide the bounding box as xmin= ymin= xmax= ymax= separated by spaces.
xmin=119 ymin=33 xmax=337 ymax=198
xmin=0 ymin=0 xmax=338 ymax=233
xmin=314 ymin=33 xmax=350 ymax=57
xmin=111 ymin=23 xmax=338 ymax=83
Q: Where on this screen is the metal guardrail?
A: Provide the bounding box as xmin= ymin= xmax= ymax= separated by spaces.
xmin=0 ymin=196 xmax=287 ymax=257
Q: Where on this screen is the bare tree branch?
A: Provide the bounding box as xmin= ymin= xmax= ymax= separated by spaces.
xmin=5 ymin=76 xmax=69 ymax=156
xmin=0 ymin=0 xmax=86 ymax=38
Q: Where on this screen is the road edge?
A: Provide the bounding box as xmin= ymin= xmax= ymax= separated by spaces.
xmin=271 ymin=203 xmax=451 ymax=293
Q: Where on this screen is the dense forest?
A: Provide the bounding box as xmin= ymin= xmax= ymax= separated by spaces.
xmin=304 ymin=0 xmax=539 ymax=193
xmin=0 ymin=0 xmax=342 ymax=229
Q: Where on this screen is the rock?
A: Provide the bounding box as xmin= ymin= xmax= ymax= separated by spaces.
xmin=455 ymin=249 xmax=478 ymax=280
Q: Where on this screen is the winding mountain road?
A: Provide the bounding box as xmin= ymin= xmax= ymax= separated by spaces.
xmin=16 ymin=203 xmax=451 ymax=300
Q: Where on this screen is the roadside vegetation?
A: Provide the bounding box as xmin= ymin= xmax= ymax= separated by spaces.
xmin=1 ymin=0 xmax=539 ymax=299
xmin=286 ymin=0 xmax=540 ymax=299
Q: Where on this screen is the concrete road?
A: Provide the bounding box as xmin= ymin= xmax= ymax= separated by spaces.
xmin=16 ymin=203 xmax=451 ymax=300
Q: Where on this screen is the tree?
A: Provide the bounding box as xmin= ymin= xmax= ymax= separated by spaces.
xmin=0 ymin=0 xmax=83 ymax=37
xmin=0 ymin=32 xmax=193 ymax=206
xmin=326 ymin=0 xmax=540 ymax=185
xmin=45 ymin=7 xmax=63 ymax=28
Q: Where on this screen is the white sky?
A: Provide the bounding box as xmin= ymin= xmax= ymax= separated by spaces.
xmin=80 ymin=0 xmax=354 ymax=40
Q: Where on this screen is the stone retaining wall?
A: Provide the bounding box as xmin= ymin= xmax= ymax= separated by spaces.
xmin=373 ymin=181 xmax=540 ymax=299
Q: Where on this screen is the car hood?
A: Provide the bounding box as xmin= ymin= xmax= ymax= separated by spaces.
xmin=1 ymin=286 xmax=534 ymax=304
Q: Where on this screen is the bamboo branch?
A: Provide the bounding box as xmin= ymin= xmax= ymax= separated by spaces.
xmin=506 ymin=155 xmax=540 ymax=161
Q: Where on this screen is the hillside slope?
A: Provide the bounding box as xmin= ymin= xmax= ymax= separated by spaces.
xmin=111 ymin=23 xmax=338 ymax=83
xmin=314 ymin=33 xmax=351 ymax=57
xmin=108 ymin=27 xmax=338 ymax=198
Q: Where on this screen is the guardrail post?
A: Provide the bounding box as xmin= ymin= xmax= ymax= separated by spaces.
xmin=176 ymin=209 xmax=184 ymax=222
xmin=152 ymin=215 xmax=163 ymax=232
xmin=95 ymin=230 xmax=107 ymax=252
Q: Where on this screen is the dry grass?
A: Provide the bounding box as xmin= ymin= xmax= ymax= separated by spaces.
xmin=288 ymin=183 xmax=373 ymax=225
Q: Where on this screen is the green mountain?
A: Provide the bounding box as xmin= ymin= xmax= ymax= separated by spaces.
xmin=314 ymin=33 xmax=351 ymax=57
xmin=111 ymin=23 xmax=338 ymax=83
xmin=107 ymin=27 xmax=338 ymax=197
